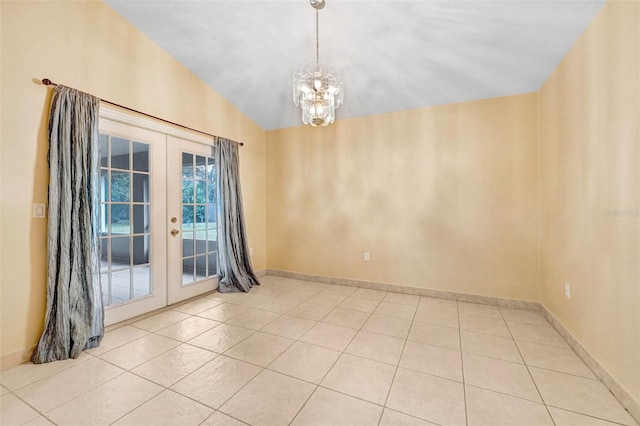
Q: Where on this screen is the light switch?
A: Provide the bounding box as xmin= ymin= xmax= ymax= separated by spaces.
xmin=33 ymin=203 xmax=46 ymax=219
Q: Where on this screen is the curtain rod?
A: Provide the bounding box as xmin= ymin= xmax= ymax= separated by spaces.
xmin=40 ymin=78 xmax=244 ymax=146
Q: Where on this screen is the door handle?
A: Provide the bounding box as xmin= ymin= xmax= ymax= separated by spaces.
xmin=171 ymin=229 xmax=180 ymax=237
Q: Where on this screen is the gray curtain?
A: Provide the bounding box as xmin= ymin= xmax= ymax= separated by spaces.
xmin=215 ymin=137 xmax=260 ymax=293
xmin=32 ymin=86 xmax=103 ymax=363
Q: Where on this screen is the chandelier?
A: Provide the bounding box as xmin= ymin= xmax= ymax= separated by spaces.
xmin=293 ymin=0 xmax=344 ymax=127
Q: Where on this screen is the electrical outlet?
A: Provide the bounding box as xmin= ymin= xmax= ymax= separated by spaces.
xmin=249 ymin=247 xmax=254 ymax=256
xmin=564 ymin=283 xmax=571 ymax=299
xmin=364 ymin=252 xmax=370 ymax=262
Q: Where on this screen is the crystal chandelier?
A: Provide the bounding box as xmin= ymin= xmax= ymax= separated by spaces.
xmin=293 ymin=0 xmax=344 ymax=127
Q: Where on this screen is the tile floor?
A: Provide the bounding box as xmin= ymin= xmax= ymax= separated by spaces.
xmin=1 ymin=275 xmax=638 ymax=426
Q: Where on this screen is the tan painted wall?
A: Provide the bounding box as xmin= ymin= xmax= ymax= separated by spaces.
xmin=266 ymin=94 xmax=539 ymax=301
xmin=0 ymin=1 xmax=267 ymax=358
xmin=539 ymin=0 xmax=640 ymax=405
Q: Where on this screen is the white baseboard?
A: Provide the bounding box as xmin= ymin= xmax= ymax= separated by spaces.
xmin=540 ymin=306 xmax=640 ymax=423
xmin=266 ymin=268 xmax=540 ymax=310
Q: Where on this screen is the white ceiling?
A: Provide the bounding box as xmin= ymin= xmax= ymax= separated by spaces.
xmin=105 ymin=0 xmax=605 ymax=131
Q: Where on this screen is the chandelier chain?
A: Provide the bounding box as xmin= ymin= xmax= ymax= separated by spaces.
xmin=316 ymin=9 xmax=319 ymax=69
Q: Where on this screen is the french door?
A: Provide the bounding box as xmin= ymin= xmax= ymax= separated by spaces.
xmin=99 ymin=113 xmax=218 ymax=326
xmin=167 ymin=136 xmax=219 ymax=304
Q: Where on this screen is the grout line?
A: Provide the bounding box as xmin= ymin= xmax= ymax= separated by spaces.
xmin=457 ymin=300 xmax=469 ymax=426
xmin=290 ymin=287 xmax=386 ymax=426
xmin=499 ymin=308 xmax=557 ymax=426
xmin=377 ymin=296 xmax=421 ymax=426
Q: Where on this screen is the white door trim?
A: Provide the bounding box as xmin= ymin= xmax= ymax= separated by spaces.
xmin=99 ymin=105 xmax=213 ymax=146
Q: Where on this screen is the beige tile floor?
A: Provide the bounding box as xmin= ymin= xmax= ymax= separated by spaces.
xmin=1 ymin=275 xmax=638 ymax=426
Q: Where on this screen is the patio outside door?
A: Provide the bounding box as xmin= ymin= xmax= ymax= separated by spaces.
xmin=99 ymin=118 xmax=167 ymax=326
xmin=99 ymin=112 xmax=218 ymax=326
xmin=167 ymin=135 xmax=219 ymax=304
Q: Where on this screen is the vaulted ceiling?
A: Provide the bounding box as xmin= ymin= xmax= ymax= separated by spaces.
xmin=105 ymin=0 xmax=605 ymax=130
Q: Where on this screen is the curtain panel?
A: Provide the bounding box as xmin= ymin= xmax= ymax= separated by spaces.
xmin=32 ymin=86 xmax=104 ymax=363
xmin=215 ymin=138 xmax=260 ymax=293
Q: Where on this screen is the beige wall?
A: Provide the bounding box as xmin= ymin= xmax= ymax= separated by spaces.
xmin=539 ymin=0 xmax=640 ymax=406
xmin=0 ymin=1 xmax=267 ymax=359
xmin=267 ymin=94 xmax=539 ymax=301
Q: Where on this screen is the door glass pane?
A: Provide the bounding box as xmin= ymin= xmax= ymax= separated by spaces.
xmin=195 ymin=233 xmax=206 ymax=255
xmin=183 ymin=257 xmax=194 ymax=284
xmin=133 ymin=142 xmax=149 ymax=172
xmin=182 ymin=179 xmax=194 ymax=204
xmin=180 ymin=150 xmax=217 ymax=285
xmin=132 ymin=204 xmax=150 ymax=234
xmin=195 ymin=155 xmax=207 ymax=180
xmin=111 ymin=172 xmax=130 ymax=202
xmin=111 ymin=137 xmax=131 ymax=170
xmin=111 ymin=269 xmax=132 ymax=303
xmin=100 ymin=135 xmax=109 ymax=167
xmin=100 ymin=238 xmax=109 ymax=272
xmin=111 ymin=204 xmax=130 ymax=234
xmin=207 ymin=252 xmax=217 ymax=277
xmin=194 ymin=180 xmax=206 ymax=204
xmin=195 ymin=255 xmax=207 ymax=281
xmin=132 ymin=173 xmax=149 ymax=203
xmin=133 ymin=235 xmax=150 ymax=265
xmin=111 ymin=236 xmax=131 ymax=268
xmin=182 ymin=152 xmax=193 ymax=177
xmin=182 ymin=205 xmax=194 ymax=230
xmin=182 ymin=232 xmax=194 ymax=257
xmin=99 ymin=132 xmax=154 ymax=307
xmin=133 ymin=266 xmax=151 ymax=297
xmin=101 ymin=273 xmax=109 ymax=305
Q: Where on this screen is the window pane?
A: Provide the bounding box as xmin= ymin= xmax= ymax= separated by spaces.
xmin=183 ymin=257 xmax=194 ymax=284
xmin=182 ymin=152 xmax=193 ymax=178
xmin=207 ymin=182 xmax=215 ymax=204
xmin=133 ymin=266 xmax=151 ymax=297
xmin=195 ymin=155 xmax=207 ymax=180
xmin=182 ymin=232 xmax=194 ymax=257
xmin=195 ymin=233 xmax=206 ymax=255
xmin=182 ymin=179 xmax=194 ymax=204
xmin=195 ymin=255 xmax=207 ymax=281
xmin=207 ymin=157 xmax=215 ymax=181
xmin=100 ymin=170 xmax=109 ymax=203
xmin=100 ymin=134 xmax=109 ymax=167
xmin=100 ymin=203 xmax=110 ymax=235
xmin=132 ymin=142 xmax=149 ymax=172
xmin=132 ymin=173 xmax=149 ymax=203
xmin=111 ymin=204 xmax=130 ymax=234
xmin=206 ymin=204 xmax=216 ymax=228
xmin=111 ymin=171 xmax=130 ymax=202
xmin=132 ymin=204 xmax=149 ymax=234
xmin=207 ymin=252 xmax=217 ymax=277
xmin=195 ymin=206 xmax=206 ymax=226
xmin=182 ymin=205 xmax=194 ymax=230
xmin=101 ymin=273 xmax=110 ymax=306
xmin=133 ymin=235 xmax=150 ymax=265
xmin=111 ymin=269 xmax=132 ymax=302
xmin=111 ymin=137 xmax=130 ymax=170
xmin=100 ymin=238 xmax=109 ymax=272
xmin=111 ymin=236 xmax=131 ymax=268
xmin=194 ymin=180 xmax=206 ymax=204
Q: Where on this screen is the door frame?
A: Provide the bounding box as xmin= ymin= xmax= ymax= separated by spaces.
xmin=99 ymin=105 xmax=218 ymax=324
